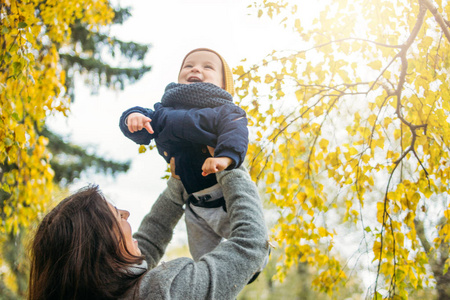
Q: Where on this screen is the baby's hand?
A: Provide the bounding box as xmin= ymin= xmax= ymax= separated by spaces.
xmin=202 ymin=157 xmax=233 ymax=176
xmin=127 ymin=112 xmax=154 ymax=134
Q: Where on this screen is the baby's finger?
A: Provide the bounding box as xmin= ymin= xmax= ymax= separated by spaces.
xmin=129 ymin=123 xmax=138 ymax=133
xmin=202 ymin=161 xmax=212 ymax=176
xmin=201 ymin=166 xmax=216 ymax=176
xmin=144 ymin=121 xmax=154 ymax=134
xmin=201 ymin=166 xmax=209 ymax=176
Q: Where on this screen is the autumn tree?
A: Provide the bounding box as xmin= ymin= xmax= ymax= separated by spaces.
xmin=0 ymin=0 xmax=150 ymax=296
xmin=235 ymin=0 xmax=450 ymax=299
xmin=238 ymin=249 xmax=365 ymax=299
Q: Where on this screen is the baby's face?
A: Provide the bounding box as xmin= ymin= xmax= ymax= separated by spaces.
xmin=178 ymin=51 xmax=224 ymax=88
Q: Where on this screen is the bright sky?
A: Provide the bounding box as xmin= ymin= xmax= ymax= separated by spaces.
xmin=47 ymin=0 xmax=300 ymax=244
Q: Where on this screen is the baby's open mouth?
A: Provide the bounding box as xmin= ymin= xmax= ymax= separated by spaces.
xmin=188 ymin=77 xmax=202 ymax=83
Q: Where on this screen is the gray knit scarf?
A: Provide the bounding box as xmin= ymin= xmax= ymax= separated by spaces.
xmin=161 ymin=82 xmax=234 ymax=109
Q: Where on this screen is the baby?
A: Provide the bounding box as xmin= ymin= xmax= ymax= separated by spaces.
xmin=120 ymin=48 xmax=266 ymax=283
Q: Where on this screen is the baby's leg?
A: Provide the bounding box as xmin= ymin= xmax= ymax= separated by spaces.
xmin=191 ymin=204 xmax=231 ymax=239
xmin=185 ymin=205 xmax=222 ymax=261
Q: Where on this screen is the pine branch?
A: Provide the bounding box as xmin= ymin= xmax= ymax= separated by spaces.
xmin=70 ymin=23 xmax=151 ymax=61
xmin=40 ymin=127 xmax=130 ymax=185
xmin=59 ymin=53 xmax=151 ymax=98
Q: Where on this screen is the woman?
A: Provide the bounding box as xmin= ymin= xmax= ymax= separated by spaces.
xmin=28 ymin=166 xmax=268 ymax=300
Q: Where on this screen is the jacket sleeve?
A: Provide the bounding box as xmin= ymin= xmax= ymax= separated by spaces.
xmin=214 ymin=106 xmax=248 ymax=169
xmin=169 ymin=105 xmax=249 ymax=169
xmin=134 ymin=166 xmax=268 ymax=300
xmin=119 ymin=106 xmax=157 ymax=145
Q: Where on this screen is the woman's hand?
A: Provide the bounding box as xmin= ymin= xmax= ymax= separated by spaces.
xmin=169 ymin=157 xmax=181 ymax=179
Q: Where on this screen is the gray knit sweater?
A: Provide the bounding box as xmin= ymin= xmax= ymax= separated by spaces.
xmin=124 ymin=166 xmax=268 ymax=300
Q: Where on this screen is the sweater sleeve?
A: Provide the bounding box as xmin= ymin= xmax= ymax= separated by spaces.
xmin=133 ymin=166 xmax=268 ymax=300
xmin=119 ymin=106 xmax=156 ymax=145
xmin=133 ymin=177 xmax=187 ymax=269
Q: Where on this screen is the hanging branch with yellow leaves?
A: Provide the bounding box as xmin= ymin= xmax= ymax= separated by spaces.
xmin=236 ymin=0 xmax=450 ymax=298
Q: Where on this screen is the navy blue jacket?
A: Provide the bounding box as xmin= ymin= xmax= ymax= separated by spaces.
xmin=119 ymin=83 xmax=248 ymax=194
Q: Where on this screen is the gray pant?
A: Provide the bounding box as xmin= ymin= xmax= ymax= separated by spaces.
xmin=185 ymin=185 xmax=231 ymax=261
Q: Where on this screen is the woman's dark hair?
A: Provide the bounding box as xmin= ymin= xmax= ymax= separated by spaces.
xmin=28 ymin=185 xmax=144 ymax=300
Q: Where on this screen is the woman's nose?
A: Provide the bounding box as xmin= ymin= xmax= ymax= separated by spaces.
xmin=119 ymin=209 xmax=130 ymax=220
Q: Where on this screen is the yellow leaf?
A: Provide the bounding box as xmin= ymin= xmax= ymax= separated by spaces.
xmin=60 ymin=69 xmax=66 ymax=84
xmin=267 ymin=172 xmax=275 ymax=184
xmin=377 ymin=201 xmax=386 ymax=223
xmin=14 ymin=124 xmax=26 ymax=144
xmin=318 ymin=227 xmax=327 ymax=237
xmin=265 ymin=74 xmax=274 ymax=83
xmin=234 ymin=65 xmax=245 ymax=76
xmin=319 ymin=139 xmax=329 ymax=150
xmin=368 ymin=60 xmax=382 ymax=70
xmin=138 ymin=145 xmax=147 ymax=153
xmin=294 ymin=18 xmax=302 ymax=33
xmin=368 ymin=114 xmax=377 ymax=126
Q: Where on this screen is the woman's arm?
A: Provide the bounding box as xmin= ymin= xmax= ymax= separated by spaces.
xmin=133 ymin=176 xmax=187 ymax=268
xmin=136 ymin=166 xmax=268 ymax=300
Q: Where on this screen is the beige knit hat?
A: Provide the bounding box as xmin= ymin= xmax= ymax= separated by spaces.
xmin=179 ymin=48 xmax=235 ymax=96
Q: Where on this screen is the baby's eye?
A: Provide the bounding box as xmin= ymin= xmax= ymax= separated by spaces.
xmin=184 ymin=64 xmax=193 ymax=68
xmin=205 ymin=65 xmax=213 ymax=69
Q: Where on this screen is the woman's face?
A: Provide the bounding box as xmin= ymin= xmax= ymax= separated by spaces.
xmin=108 ymin=202 xmax=141 ymax=256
